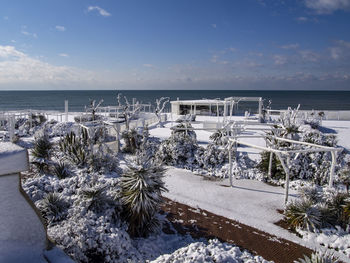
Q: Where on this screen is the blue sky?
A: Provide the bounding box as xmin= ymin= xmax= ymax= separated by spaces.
xmin=1 ymin=0 xmax=350 ymax=90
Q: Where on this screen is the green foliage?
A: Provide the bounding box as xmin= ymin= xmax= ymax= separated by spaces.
xmin=120 ymin=158 xmax=167 ymax=237
xmin=285 ymin=199 xmax=321 ymax=232
xmin=52 ymin=161 xmax=70 ymax=179
xmin=257 ymin=151 xmax=285 ymax=180
xmin=80 ymin=185 xmax=107 ymax=212
xmin=326 ymin=192 xmax=350 ymax=228
xmin=38 ymin=192 xmax=68 ymax=224
xmin=31 ymin=133 xmax=52 ymax=172
xmin=295 ymin=252 xmax=339 ymax=263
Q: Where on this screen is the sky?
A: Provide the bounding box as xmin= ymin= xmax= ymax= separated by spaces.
xmin=0 ymin=0 xmax=350 ymax=90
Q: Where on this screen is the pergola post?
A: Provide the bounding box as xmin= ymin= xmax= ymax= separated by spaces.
xmin=329 ymin=151 xmax=337 ymax=187
xmin=276 ymin=153 xmax=290 ymax=204
xmin=229 ymin=141 xmax=233 ymax=186
xmin=258 ymin=97 xmax=263 ymax=123
xmin=268 ymin=152 xmax=273 ymax=179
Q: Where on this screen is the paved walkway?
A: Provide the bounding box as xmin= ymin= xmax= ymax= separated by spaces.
xmin=161 ymin=198 xmax=313 ymax=263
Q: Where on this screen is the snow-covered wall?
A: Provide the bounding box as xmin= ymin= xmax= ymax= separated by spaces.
xmin=0 ymin=142 xmax=47 ymax=262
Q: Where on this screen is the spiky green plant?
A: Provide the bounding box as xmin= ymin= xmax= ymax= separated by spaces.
xmin=79 ymin=185 xmax=107 ymax=212
xmin=52 ymin=161 xmax=70 ymax=179
xmin=295 ymin=252 xmax=339 ymax=263
xmin=298 ymin=186 xmax=320 ymax=204
xmin=343 ymin=199 xmax=350 ymax=223
xmin=38 ymin=193 xmax=68 ymax=224
xmin=59 ymin=131 xmax=89 ymax=167
xmin=326 ymin=192 xmax=349 ymax=227
xmin=31 ymin=133 xmax=52 ymax=172
xmin=120 ymin=159 xmax=167 ymax=237
xmin=285 ymin=199 xmax=321 ymax=232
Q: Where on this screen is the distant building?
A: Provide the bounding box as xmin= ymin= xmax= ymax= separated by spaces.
xmin=170 ymin=97 xmax=263 ymax=122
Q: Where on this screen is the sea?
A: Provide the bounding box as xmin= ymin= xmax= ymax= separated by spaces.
xmin=0 ymin=90 xmax=350 ymax=112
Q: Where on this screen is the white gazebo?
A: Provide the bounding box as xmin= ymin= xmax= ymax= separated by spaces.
xmin=170 ymin=97 xmax=264 ymax=122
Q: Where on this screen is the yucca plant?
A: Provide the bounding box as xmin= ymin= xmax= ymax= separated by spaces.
xmin=343 ymin=199 xmax=350 ymax=224
xmin=37 ymin=193 xmax=68 ymax=224
xmin=52 ymin=161 xmax=70 ymax=179
xmin=298 ymin=186 xmax=320 ymax=204
xmin=80 ymin=185 xmax=107 ymax=212
xmin=326 ymin=192 xmax=349 ymax=227
xmin=295 ymin=252 xmax=339 ymax=263
xmin=120 ymin=158 xmax=167 ymax=237
xmin=285 ymin=199 xmax=321 ymax=232
xmin=59 ymin=131 xmax=89 ymax=167
xmin=31 ymin=133 xmax=52 ymax=172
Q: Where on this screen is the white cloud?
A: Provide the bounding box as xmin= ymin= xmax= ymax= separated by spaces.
xmin=305 ymin=0 xmax=350 ymax=14
xmin=55 ymin=25 xmax=66 ymax=32
xmin=280 ymin=43 xmax=300 ymax=50
xmin=143 ymin=64 xmax=155 ymax=68
xmin=59 ymin=53 xmax=69 ymax=58
xmin=211 ymin=24 xmax=217 ymax=29
xmin=0 ymin=45 xmax=94 ymax=84
xmin=87 ymin=6 xmax=111 ymax=17
xmin=329 ymin=40 xmax=350 ymax=59
xmin=296 ymin=16 xmax=309 ymax=22
xmin=21 ymin=30 xmax=37 ymax=38
xmin=299 ymin=50 xmax=320 ymax=62
xmin=273 ymin=55 xmax=287 ymax=65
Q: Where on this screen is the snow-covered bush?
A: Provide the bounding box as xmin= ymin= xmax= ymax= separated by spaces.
xmin=156 ymin=122 xmax=198 ymax=169
xmin=151 ymin=239 xmax=273 ymax=263
xmin=121 ymin=128 xmax=143 ymax=153
xmin=48 ymin=206 xmax=140 ymax=263
xmin=196 ymin=144 xmax=228 ymax=170
xmin=120 ymin=157 xmax=167 ymax=237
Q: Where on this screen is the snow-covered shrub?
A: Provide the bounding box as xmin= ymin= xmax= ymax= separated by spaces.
xmin=48 ymin=207 xmax=139 ymax=263
xmin=137 ymin=126 xmax=161 ymax=161
xmin=151 ymin=239 xmax=273 ymax=263
xmin=88 ymin=144 xmax=119 ymax=174
xmin=37 ymin=192 xmax=69 ymax=224
xmin=120 ymin=157 xmax=167 ymax=237
xmin=121 ymin=128 xmax=143 ymax=153
xmin=326 ymin=192 xmax=350 ymax=228
xmin=295 ymin=251 xmax=339 ymax=263
xmin=285 ymin=199 xmax=321 ymax=232
xmin=196 ymin=144 xmax=228 ymax=171
xmin=156 ymin=122 xmax=198 ymax=168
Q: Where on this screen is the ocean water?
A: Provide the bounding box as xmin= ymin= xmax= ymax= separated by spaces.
xmin=0 ymin=90 xmax=349 ymax=112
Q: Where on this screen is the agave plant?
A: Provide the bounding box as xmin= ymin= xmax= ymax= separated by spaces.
xmin=52 ymin=161 xmax=70 ymax=179
xmin=37 ymin=192 xmax=68 ymax=224
xmin=295 ymin=252 xmax=339 ymax=263
xmin=285 ymin=199 xmax=321 ymax=232
xmin=120 ymin=158 xmax=168 ymax=237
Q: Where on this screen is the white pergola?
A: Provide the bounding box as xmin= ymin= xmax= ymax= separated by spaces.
xmin=228 ymin=135 xmax=342 ymax=204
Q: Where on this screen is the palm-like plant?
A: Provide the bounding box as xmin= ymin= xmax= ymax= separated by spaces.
xmin=120 ymin=158 xmax=167 ymax=237
xmin=285 ymin=199 xmax=321 ymax=232
xmin=295 ymin=252 xmax=339 ymax=263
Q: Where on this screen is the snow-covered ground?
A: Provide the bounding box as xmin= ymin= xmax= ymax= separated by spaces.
xmin=1 ymin=111 xmax=350 ymax=262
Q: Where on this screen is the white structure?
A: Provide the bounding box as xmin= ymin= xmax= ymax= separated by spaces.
xmin=0 ymin=142 xmax=74 ymax=263
xmin=170 ymin=97 xmax=264 ymax=122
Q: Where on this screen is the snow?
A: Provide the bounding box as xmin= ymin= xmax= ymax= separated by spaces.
xmin=0 ymin=142 xmax=29 ymax=175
